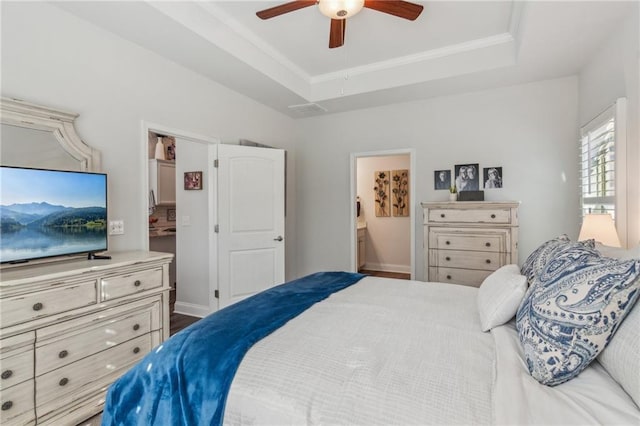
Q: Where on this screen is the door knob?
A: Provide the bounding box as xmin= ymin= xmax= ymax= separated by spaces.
xmin=274 ymin=236 xmax=283 ymax=242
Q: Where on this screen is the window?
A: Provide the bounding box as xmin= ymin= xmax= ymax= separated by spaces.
xmin=579 ymin=98 xmax=627 ymax=244
xmin=580 ymin=107 xmax=616 ymax=218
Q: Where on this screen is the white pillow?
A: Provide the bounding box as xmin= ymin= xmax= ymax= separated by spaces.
xmin=596 ymin=242 xmax=640 ymax=260
xmin=598 ymin=299 xmax=640 ymax=407
xmin=477 ymin=265 xmax=527 ymax=332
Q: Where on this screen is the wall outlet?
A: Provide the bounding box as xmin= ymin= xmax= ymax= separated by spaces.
xmin=109 ymin=220 xmax=124 ymax=235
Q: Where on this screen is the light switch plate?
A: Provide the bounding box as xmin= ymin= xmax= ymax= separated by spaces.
xmin=109 ymin=220 xmax=124 ymax=235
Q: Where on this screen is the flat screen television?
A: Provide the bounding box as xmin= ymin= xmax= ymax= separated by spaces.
xmin=0 ymin=166 xmax=108 ymax=264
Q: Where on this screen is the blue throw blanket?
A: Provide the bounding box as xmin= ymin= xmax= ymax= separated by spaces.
xmin=102 ymin=271 xmax=365 ymax=426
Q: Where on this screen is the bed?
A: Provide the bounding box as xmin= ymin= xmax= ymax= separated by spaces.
xmin=102 ymin=239 xmax=640 ymax=425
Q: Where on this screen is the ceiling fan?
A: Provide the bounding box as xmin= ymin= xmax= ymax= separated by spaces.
xmin=256 ymin=0 xmax=424 ymax=49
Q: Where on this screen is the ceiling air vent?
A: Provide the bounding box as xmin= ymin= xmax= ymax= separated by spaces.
xmin=287 ymin=102 xmax=328 ymax=116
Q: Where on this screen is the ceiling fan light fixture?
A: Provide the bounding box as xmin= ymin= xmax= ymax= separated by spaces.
xmin=318 ymin=0 xmax=364 ymax=20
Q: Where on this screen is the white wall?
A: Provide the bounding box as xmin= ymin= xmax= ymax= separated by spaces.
xmin=1 ymin=2 xmax=299 ymax=279
xmin=357 ymin=155 xmax=411 ymax=273
xmin=295 ymin=77 xmax=580 ymax=279
xmin=579 ymin=6 xmax=639 ymax=247
xmin=174 ymin=139 xmax=213 ymax=317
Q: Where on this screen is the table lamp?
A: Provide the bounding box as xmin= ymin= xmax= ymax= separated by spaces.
xmin=578 ymin=213 xmax=621 ymax=247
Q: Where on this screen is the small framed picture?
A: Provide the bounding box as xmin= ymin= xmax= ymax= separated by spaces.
xmin=434 ymin=170 xmax=451 ymax=190
xmin=167 ymin=208 xmax=176 ymax=221
xmin=454 ymin=163 xmax=479 ymax=192
xmin=483 ymin=167 xmax=503 ymax=188
xmin=184 ymin=171 xmax=203 ymax=190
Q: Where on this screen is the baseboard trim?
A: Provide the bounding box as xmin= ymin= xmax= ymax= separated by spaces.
xmin=363 ymin=262 xmax=411 ymax=274
xmin=173 ymin=301 xmax=209 ymax=318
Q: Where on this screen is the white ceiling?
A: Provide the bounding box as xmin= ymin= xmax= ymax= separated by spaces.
xmin=56 ymin=1 xmax=633 ymax=118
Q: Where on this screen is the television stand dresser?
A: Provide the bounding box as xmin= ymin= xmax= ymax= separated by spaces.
xmin=422 ymin=201 xmax=519 ymax=287
xmin=0 ymin=251 xmax=173 ymax=425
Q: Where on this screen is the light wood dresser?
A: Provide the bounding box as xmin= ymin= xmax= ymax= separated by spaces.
xmin=422 ymin=201 xmax=519 ymax=287
xmin=0 ymin=251 xmax=173 ymax=425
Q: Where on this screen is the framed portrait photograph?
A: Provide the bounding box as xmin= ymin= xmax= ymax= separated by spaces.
xmin=483 ymin=167 xmax=503 ymax=189
xmin=184 ymin=171 xmax=203 ymax=190
xmin=454 ymin=163 xmax=479 ymax=192
xmin=434 ymin=170 xmax=451 ymax=190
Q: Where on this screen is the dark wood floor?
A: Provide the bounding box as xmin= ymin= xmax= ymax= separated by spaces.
xmin=170 ymin=312 xmax=201 ymax=335
xmin=359 ymin=269 xmax=411 ymax=280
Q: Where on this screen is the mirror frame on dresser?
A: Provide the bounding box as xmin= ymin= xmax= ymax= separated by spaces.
xmin=1 ymin=97 xmax=101 ymax=172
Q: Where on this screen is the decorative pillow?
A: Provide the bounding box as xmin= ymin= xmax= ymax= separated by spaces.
xmin=477 ymin=265 xmax=527 ymax=332
xmin=598 ymin=300 xmax=640 ymax=407
xmin=520 ymin=235 xmax=594 ymax=283
xmin=516 ymin=243 xmax=640 ymax=386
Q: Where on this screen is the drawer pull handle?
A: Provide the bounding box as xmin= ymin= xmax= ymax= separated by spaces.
xmin=59 ymin=378 xmax=69 ymax=386
xmin=445 ymin=241 xmax=450 ymax=245
xmin=440 ymin=214 xmax=445 ymax=218
xmin=485 ymin=242 xmax=491 ymax=247
xmin=445 ymin=256 xmax=451 ymax=261
xmin=1 ymin=401 xmax=12 ymax=411
xmin=133 ymin=324 xmax=140 ymax=331
xmin=58 ymin=350 xmax=68 ymax=359
xmin=490 ymin=214 xmax=496 ymax=219
xmin=486 ymin=259 xmax=491 ymax=264
xmin=134 ymin=280 xmax=142 ymax=287
xmin=32 ymin=302 xmax=43 ymax=311
xmin=1 ymin=370 xmax=13 ymax=380
xmin=446 ymin=275 xmax=452 ymax=280
xmin=133 ymin=347 xmax=141 ymax=354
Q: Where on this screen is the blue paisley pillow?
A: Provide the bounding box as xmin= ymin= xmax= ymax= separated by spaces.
xmin=520 ymin=235 xmax=595 ymax=283
xmin=516 ymin=243 xmax=640 ymax=386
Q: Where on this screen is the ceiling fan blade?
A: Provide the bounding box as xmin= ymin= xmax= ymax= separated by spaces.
xmin=329 ymin=19 xmax=346 ymax=49
xmin=364 ymin=1 xmax=423 ymax=20
xmin=256 ymin=1 xmax=316 ymax=20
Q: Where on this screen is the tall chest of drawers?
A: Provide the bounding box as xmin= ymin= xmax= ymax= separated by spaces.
xmin=0 ymin=251 xmax=173 ymax=425
xmin=422 ymin=201 xmax=519 ymax=287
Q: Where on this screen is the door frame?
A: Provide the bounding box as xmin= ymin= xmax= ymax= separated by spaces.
xmin=141 ymin=121 xmax=220 ymax=317
xmin=349 ymin=149 xmax=416 ymax=279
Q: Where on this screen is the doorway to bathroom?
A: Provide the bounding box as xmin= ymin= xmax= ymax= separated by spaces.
xmin=350 ymin=149 xmax=415 ymax=279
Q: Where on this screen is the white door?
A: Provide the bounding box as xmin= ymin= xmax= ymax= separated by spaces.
xmin=217 ymin=144 xmax=285 ymax=309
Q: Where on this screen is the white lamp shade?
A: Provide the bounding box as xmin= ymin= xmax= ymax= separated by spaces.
xmin=578 ymin=213 xmax=621 ymax=247
xmin=318 ymin=0 xmax=365 ymax=19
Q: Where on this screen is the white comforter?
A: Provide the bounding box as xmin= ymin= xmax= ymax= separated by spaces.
xmin=224 ymin=276 xmax=639 ymax=425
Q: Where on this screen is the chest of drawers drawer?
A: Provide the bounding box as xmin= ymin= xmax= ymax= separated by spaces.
xmin=0 ymin=349 xmax=34 ymax=391
xmin=429 ymin=228 xmax=509 ymax=253
xmin=35 ymin=307 xmax=155 ymax=376
xmin=430 ymin=249 xmax=505 ymax=271
xmin=0 ymin=379 xmax=35 ymax=425
xmin=429 ymin=267 xmax=493 ymax=288
xmin=35 ymin=333 xmax=152 ymax=411
xmin=428 ymin=208 xmax=512 ymax=224
xmin=101 ymin=268 xmax=163 ymax=301
xmin=0 ymin=281 xmax=97 ymax=328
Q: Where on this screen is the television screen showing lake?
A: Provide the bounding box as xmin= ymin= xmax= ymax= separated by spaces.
xmin=0 ymin=166 xmax=107 ymax=263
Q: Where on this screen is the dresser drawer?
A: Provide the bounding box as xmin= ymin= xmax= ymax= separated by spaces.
xmin=0 ymin=281 xmax=97 ymax=328
xmin=429 ymin=267 xmax=493 ymax=288
xmin=0 ymin=348 xmax=34 ymax=392
xmin=428 ymin=208 xmax=511 ymax=224
xmin=101 ymin=268 xmax=163 ymax=301
xmin=0 ymin=379 xmax=35 ymax=425
xmin=36 ymin=308 xmax=154 ymax=376
xmin=35 ymin=333 xmax=151 ymax=409
xmin=430 ymin=249 xmax=505 ymax=271
xmin=430 ymin=229 xmax=508 ymax=253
